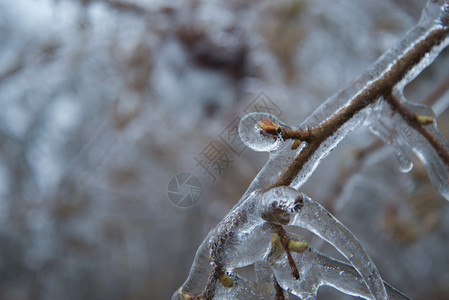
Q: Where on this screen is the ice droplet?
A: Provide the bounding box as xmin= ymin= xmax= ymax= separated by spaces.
xmin=395 ymin=151 xmax=414 ymax=173
xmin=370 ymin=100 xmax=415 ymax=174
xmin=239 ymin=112 xmax=288 ymax=152
xmin=372 ymin=94 xmax=449 ymax=201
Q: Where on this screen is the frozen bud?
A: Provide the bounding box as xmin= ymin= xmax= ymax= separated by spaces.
xmin=239 ymin=112 xmax=289 ymax=152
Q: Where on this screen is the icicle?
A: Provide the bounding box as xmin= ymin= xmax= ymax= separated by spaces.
xmin=267 ymin=232 xmax=411 ymax=300
xmin=369 ymin=91 xmax=449 ymax=200
xmin=260 ymin=186 xmax=387 ymax=299
xmin=314 ymin=250 xmax=411 ymax=300
xmin=290 ymin=197 xmax=388 ymax=299
xmin=259 ymin=186 xmax=388 ymax=300
xmin=390 ymin=92 xmax=449 ymax=200
xmin=369 ymin=100 xmax=415 ymax=174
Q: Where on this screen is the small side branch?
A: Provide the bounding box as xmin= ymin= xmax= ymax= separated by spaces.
xmin=266 ymin=23 xmax=449 ymax=188
xmin=385 ymin=93 xmax=449 ymax=166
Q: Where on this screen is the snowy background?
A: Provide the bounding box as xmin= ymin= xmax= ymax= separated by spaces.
xmin=1 ymin=0 xmax=449 ymax=299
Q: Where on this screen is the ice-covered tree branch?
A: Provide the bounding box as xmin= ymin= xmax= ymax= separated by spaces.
xmin=173 ymin=1 xmax=449 ymax=299
xmin=240 ymin=0 xmax=449 ymax=196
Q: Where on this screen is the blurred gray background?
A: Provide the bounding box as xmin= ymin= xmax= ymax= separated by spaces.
xmin=1 ymin=0 xmax=449 ymax=299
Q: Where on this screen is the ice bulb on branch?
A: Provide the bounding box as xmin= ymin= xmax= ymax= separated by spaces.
xmin=239 ymin=112 xmax=289 ymax=152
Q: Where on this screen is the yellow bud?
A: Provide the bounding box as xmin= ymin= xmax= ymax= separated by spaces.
xmin=288 ymin=240 xmax=309 ymax=253
xmin=219 ymin=274 xmax=234 ymax=288
xmin=416 ymin=115 xmax=435 ymax=126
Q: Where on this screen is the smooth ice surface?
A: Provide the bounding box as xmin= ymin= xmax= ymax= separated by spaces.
xmin=394 ymin=151 xmax=414 ymax=173
xmin=239 ymin=112 xmax=289 ymax=152
xmin=374 ymin=93 xmax=449 ymax=201
xmin=176 ymin=1 xmax=449 ymax=298
xmin=291 ymin=108 xmax=373 ymax=189
xmin=254 ymin=261 xmax=288 ymax=299
xmin=268 ymin=232 xmax=410 ymax=300
xmin=369 ymin=100 xmax=415 ymax=174
xmin=214 ymin=273 xmax=258 ymax=300
xmin=261 ymin=187 xmax=388 ymax=300
xmin=172 ymin=191 xmax=273 ymax=299
xmin=174 ymin=186 xmax=392 ymax=299
xmin=240 ymin=0 xmax=449 ymax=200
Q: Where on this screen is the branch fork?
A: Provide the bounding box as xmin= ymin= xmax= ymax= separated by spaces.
xmin=174 ymin=1 xmax=449 ymax=299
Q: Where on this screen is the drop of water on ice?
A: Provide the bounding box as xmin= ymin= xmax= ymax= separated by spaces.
xmin=239 ymin=112 xmax=288 ymax=152
xmin=395 ymin=151 xmax=414 ymax=173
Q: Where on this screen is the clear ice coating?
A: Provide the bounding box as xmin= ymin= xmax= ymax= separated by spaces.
xmin=394 ymin=151 xmax=414 ymax=173
xmin=214 ymin=272 xmax=258 ymax=299
xmin=260 ymin=187 xmax=388 ymax=300
xmin=369 ymin=100 xmax=415 ymax=174
xmin=372 ymin=93 xmax=449 ymax=200
xmin=254 ymin=261 xmax=288 ymax=299
xmin=238 ymin=112 xmax=290 ymax=152
xmin=268 ymin=232 xmax=410 ymax=300
xmin=240 ymin=0 xmax=449 ymax=199
xmin=171 ymin=190 xmax=272 ymax=299
xmin=172 ymin=186 xmax=412 ymax=299
xmin=175 ymin=1 xmax=449 ymax=299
